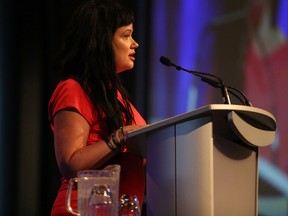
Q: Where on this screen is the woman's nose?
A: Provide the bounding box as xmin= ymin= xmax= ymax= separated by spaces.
xmin=132 ymin=39 xmax=139 ymax=48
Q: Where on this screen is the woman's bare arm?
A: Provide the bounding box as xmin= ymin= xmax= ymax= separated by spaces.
xmin=53 ymin=110 xmax=145 ymax=179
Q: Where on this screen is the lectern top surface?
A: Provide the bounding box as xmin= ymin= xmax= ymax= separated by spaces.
xmin=127 ymin=104 xmax=276 ymax=139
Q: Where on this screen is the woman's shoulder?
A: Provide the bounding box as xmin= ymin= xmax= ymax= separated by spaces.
xmin=51 ymin=78 xmax=87 ymax=99
xmin=56 ymin=78 xmax=82 ymax=90
xmin=49 ymin=78 xmax=95 ymax=125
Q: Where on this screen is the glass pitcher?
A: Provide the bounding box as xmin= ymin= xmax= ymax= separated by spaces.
xmin=66 ymin=165 xmax=120 ymax=216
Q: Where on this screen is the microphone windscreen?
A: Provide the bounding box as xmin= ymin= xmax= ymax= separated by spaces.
xmin=159 ymin=56 xmax=172 ymax=67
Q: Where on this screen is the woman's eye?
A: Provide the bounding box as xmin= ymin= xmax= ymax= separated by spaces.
xmin=123 ymin=34 xmax=131 ymax=39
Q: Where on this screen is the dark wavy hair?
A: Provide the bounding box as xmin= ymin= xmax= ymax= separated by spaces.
xmin=59 ymin=0 xmax=135 ymax=133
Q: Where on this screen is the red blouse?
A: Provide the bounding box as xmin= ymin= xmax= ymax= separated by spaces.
xmin=49 ymin=79 xmax=146 ymax=215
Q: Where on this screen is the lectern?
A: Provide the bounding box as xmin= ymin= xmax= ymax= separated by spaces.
xmin=126 ymin=104 xmax=277 ymax=216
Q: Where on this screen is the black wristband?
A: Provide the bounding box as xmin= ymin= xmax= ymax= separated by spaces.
xmin=104 ymin=127 xmax=127 ymax=153
xmin=104 ymin=134 xmax=119 ymax=153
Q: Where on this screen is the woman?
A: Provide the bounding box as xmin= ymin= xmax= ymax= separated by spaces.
xmin=48 ymin=0 xmax=146 ymax=214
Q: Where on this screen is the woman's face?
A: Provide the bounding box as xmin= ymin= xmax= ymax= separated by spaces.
xmin=113 ymin=23 xmax=139 ymax=73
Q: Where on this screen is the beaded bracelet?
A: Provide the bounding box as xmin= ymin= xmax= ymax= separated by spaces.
xmin=105 ymin=136 xmax=118 ymax=152
xmin=105 ymin=127 xmax=126 ymax=153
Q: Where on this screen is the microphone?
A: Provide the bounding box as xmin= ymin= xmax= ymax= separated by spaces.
xmin=200 ymin=76 xmax=253 ymax=106
xmin=159 ymin=56 xmax=252 ymax=106
xmin=159 ymin=56 xmax=231 ymax=104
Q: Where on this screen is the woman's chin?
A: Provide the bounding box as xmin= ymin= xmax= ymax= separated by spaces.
xmin=116 ymin=65 xmax=134 ymax=73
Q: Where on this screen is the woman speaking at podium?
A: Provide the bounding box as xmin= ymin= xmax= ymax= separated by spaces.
xmin=48 ymin=0 xmax=147 ymax=214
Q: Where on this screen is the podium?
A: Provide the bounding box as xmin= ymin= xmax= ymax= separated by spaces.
xmin=126 ymin=104 xmax=277 ymax=216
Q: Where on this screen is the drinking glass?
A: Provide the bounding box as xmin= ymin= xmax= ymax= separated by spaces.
xmin=88 ymin=184 xmax=113 ymax=216
xmin=118 ymin=194 xmax=141 ymax=216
